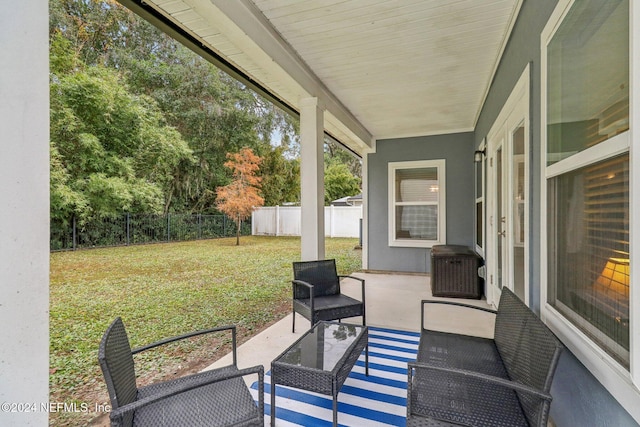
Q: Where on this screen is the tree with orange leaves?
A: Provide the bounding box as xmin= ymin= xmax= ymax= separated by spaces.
xmin=216 ymin=147 xmax=264 ymax=245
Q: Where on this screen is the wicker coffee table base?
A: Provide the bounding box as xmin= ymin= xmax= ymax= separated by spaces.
xmin=270 ymin=321 xmax=368 ymax=426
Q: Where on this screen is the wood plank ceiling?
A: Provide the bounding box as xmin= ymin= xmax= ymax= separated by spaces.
xmin=134 ymin=0 xmax=521 ymax=154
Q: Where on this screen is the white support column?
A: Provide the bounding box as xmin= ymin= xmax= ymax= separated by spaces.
xmin=299 ymin=97 xmax=325 ymax=261
xmin=0 ymin=2 xmax=50 ymax=426
xmin=362 ymin=148 xmax=370 ymax=269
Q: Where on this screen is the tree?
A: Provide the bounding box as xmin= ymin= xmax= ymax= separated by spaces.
xmin=325 ymin=138 xmax=361 ymax=178
xmin=49 ymin=0 xmax=300 ymax=215
xmin=49 ymin=34 xmax=194 ymax=222
xmin=259 ymin=145 xmax=300 ymax=206
xmin=216 ymin=148 xmax=264 ymax=245
xmin=324 ymin=163 xmax=361 ymax=205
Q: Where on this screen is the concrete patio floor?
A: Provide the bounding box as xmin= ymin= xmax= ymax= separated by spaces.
xmin=205 ymin=272 xmax=495 ymax=384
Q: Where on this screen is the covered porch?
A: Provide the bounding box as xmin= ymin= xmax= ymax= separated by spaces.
xmin=207 ymin=272 xmax=494 ymax=375
xmin=3 ymin=0 xmax=640 ymax=425
xmin=206 ymin=272 xmax=495 ymax=425
xmin=111 ymin=1 xmax=639 ymax=423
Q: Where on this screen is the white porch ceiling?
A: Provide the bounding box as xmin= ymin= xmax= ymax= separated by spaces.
xmin=137 ymin=0 xmax=522 ymax=155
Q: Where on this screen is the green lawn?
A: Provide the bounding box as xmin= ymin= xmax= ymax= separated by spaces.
xmin=49 ymin=236 xmax=361 ymax=426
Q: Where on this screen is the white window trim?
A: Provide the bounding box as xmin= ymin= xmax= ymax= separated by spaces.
xmin=388 ymin=159 xmax=446 ymax=248
xmin=540 ymin=0 xmax=640 ymax=421
xmin=485 ymin=65 xmax=530 ymax=307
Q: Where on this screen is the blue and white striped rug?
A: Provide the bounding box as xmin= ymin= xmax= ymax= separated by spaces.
xmin=250 ymin=327 xmax=419 ymax=426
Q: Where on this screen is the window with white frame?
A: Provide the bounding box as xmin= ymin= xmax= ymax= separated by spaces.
xmin=545 ymin=0 xmax=630 ymax=368
xmin=388 ymin=160 xmax=446 ymax=247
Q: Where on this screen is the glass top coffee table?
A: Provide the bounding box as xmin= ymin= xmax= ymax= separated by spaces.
xmin=270 ymin=321 xmax=369 ymax=426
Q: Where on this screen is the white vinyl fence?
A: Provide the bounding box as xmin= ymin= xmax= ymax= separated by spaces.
xmin=252 ymin=206 xmax=362 ymax=238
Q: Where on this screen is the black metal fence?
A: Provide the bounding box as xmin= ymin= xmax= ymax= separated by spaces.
xmin=51 ymin=213 xmax=252 ymax=251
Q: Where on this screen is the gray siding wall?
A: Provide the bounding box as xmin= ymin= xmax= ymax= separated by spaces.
xmin=366 ymin=132 xmax=474 ymax=273
xmin=473 ymin=0 xmax=636 ymax=425
xmin=474 ymin=0 xmax=558 ymax=313
xmin=365 ymin=0 xmax=636 ymax=424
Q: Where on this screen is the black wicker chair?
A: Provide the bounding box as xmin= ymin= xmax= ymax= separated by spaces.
xmin=292 ymin=259 xmax=365 ymax=332
xmin=98 ymin=317 xmax=264 ymax=427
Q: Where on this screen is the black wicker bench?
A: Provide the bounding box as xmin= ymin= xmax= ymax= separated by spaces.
xmin=407 ymin=288 xmax=563 ymax=427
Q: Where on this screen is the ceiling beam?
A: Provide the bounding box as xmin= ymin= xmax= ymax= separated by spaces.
xmin=209 ymin=0 xmax=373 ymax=152
xmin=117 ymin=0 xmax=297 ymax=117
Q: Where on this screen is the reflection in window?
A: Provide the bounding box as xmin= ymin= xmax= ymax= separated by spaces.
xmin=545 ymin=0 xmax=630 ymax=369
xmin=548 ymin=155 xmax=629 ymax=366
xmin=395 ymin=168 xmax=438 ymax=240
xmin=512 ymin=125 xmax=526 ymax=299
xmin=476 ymin=201 xmax=483 ymax=248
xmin=547 ymin=0 xmax=628 ymax=165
